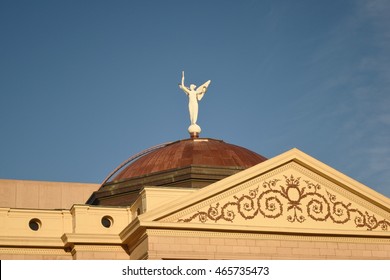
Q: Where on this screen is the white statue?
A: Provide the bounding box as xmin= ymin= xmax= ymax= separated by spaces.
xmin=179 ymin=71 xmax=211 ymax=136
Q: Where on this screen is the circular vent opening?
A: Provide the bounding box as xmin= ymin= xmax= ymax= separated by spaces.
xmin=101 ymin=216 xmax=113 ymax=228
xmin=29 ymin=218 xmax=41 ymax=231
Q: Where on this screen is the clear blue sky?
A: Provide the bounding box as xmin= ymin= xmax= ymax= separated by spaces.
xmin=1 ymin=0 xmax=389 ymax=198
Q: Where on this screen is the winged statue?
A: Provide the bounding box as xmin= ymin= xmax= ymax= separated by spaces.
xmin=178 ymin=71 xmax=211 ymax=126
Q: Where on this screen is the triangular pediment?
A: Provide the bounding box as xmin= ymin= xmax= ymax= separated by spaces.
xmin=139 ymin=149 xmax=390 ymax=236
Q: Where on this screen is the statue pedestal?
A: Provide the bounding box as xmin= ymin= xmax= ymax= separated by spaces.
xmin=188 ymin=124 xmax=201 ymax=138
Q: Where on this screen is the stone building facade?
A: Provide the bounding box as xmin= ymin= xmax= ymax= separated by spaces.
xmin=1 ymin=139 xmax=389 ymax=259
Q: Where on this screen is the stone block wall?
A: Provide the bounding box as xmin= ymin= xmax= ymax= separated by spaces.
xmin=146 ymin=230 xmax=390 ymax=260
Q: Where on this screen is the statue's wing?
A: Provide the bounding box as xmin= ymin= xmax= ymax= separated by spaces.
xmin=196 ymin=80 xmax=211 ymax=101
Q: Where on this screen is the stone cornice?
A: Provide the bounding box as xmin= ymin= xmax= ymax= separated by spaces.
xmin=0 ymin=236 xmax=64 ymax=247
xmin=137 ymin=220 xmax=390 ymax=238
xmin=61 ymin=233 xmax=122 ymax=247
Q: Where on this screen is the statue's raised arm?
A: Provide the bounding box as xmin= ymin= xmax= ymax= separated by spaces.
xmin=179 ymin=71 xmax=190 ymax=95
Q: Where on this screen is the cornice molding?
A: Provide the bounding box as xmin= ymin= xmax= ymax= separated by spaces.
xmin=0 ymin=236 xmax=64 ymax=247
xmin=61 ymin=233 xmax=122 ymax=247
xmin=147 ymin=229 xmax=390 ymax=244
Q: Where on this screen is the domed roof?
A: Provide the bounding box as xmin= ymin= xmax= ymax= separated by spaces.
xmin=111 ymin=138 xmax=267 ymax=182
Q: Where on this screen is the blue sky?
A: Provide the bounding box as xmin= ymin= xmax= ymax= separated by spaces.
xmin=0 ymin=0 xmax=389 ymax=198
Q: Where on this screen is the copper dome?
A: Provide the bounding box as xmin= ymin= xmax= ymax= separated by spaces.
xmin=111 ymin=138 xmax=267 ymax=182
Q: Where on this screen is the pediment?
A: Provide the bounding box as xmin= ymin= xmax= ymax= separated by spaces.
xmin=139 ymin=149 xmax=390 ymax=236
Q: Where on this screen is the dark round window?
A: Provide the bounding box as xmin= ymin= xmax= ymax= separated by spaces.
xmin=29 ymin=219 xmax=41 ymax=231
xmin=101 ymin=216 xmax=113 ymax=228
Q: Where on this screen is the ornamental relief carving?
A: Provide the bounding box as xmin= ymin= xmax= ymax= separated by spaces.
xmin=177 ymin=175 xmax=390 ymax=231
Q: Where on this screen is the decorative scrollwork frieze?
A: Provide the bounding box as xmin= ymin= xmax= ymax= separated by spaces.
xmin=177 ymin=175 xmax=390 ymax=231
